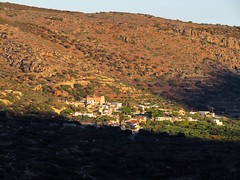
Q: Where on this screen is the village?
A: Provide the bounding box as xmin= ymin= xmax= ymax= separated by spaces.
xmin=65 ymin=95 xmax=224 ymax=133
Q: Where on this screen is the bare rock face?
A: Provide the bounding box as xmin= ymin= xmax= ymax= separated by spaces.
xmin=0 ymin=32 xmax=7 ymax=39
xmin=1 ymin=38 xmax=43 ymax=73
xmin=227 ymin=37 xmax=240 ymax=50
xmin=170 ymin=26 xmax=240 ymax=51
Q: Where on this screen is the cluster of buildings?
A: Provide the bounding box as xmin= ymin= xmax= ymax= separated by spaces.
xmin=86 ymin=95 xmax=122 ymax=116
xmin=72 ymin=95 xmax=122 ymax=118
xmin=190 ymin=111 xmax=224 ymax=126
xmin=70 ymin=95 xmax=224 ymax=131
xmin=122 ymin=115 xmax=147 ymax=131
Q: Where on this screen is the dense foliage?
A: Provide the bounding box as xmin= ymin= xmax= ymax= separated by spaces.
xmin=142 ymin=119 xmax=240 ymax=141
xmin=0 ymin=114 xmax=239 ymax=179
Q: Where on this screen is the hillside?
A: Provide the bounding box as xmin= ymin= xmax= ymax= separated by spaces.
xmin=0 ymin=2 xmax=240 ymax=117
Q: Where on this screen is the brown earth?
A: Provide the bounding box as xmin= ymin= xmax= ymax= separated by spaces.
xmin=0 ymin=2 xmax=240 ymax=117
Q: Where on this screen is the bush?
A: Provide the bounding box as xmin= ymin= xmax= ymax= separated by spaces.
xmin=61 ymin=109 xmax=73 ymax=115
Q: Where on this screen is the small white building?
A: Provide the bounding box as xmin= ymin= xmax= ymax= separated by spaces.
xmin=111 ymin=102 xmax=122 ymax=109
xmin=73 ymin=112 xmax=94 ymax=118
xmin=212 ymin=119 xmax=224 ymax=126
xmin=155 ymin=117 xmax=172 ymax=121
xmin=187 ymin=117 xmax=198 ymax=122
xmin=138 ymin=105 xmax=145 ymax=112
xmin=198 ymin=111 xmax=215 ymax=118
xmin=73 ymin=112 xmax=82 ymax=117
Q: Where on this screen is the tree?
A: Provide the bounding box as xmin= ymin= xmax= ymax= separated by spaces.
xmin=121 ymin=106 xmax=132 ymax=115
xmin=61 ymin=109 xmax=73 ymax=115
xmin=145 ymin=108 xmax=164 ymax=118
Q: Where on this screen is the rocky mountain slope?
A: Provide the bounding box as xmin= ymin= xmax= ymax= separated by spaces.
xmin=0 ymin=2 xmax=240 ymax=117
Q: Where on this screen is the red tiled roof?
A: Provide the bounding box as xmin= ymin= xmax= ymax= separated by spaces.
xmin=125 ymin=119 xmax=138 ymax=123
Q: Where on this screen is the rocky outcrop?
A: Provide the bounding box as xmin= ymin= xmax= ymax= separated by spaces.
xmin=0 ymin=32 xmax=43 ymax=72
xmin=170 ymin=26 xmax=240 ymax=51
xmin=0 ymin=99 xmax=12 ymax=105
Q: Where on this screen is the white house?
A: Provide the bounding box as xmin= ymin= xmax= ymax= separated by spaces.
xmin=213 ymin=119 xmax=224 ymax=126
xmin=155 ymin=117 xmax=172 ymax=121
xmin=198 ymin=111 xmax=215 ymax=118
xmin=73 ymin=112 xmax=94 ymax=118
